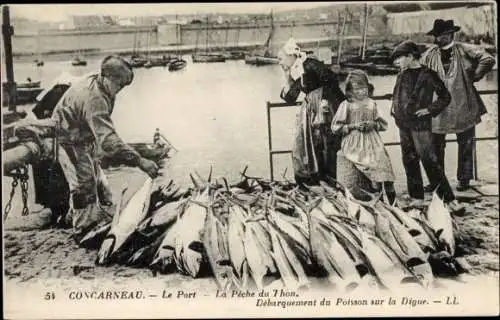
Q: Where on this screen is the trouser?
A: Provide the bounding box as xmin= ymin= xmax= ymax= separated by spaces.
xmin=57 ymin=143 xmax=114 ymax=237
xmin=399 ymin=129 xmax=455 ymax=202
xmin=432 ymin=126 xmax=475 ymax=183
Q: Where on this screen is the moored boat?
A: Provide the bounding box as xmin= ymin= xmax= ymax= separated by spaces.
xmin=72 ymin=57 xmax=87 ymax=67
xmin=168 ymin=58 xmax=187 ymax=71
xmin=244 ymin=11 xmax=279 ymax=66
xmin=244 ymin=55 xmax=279 ymax=66
xmin=222 ymin=51 xmax=246 ymax=60
xmin=144 ymin=56 xmax=171 ymax=68
xmin=192 ymin=53 xmax=226 ymax=63
xmin=129 ymin=56 xmax=148 ymax=68
xmin=17 ymin=79 xmax=41 ymax=89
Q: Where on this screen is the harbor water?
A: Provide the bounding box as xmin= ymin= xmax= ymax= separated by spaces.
xmin=6 ymin=54 xmax=499 ymax=193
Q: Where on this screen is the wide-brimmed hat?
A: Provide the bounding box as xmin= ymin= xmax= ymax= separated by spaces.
xmin=391 ymin=40 xmax=421 ymax=61
xmin=427 ymin=19 xmax=461 ymax=36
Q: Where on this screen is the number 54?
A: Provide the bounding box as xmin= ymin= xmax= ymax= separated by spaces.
xmin=45 ymin=292 xmax=55 ymax=300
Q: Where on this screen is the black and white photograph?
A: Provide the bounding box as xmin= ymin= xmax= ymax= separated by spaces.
xmin=2 ymin=1 xmax=498 ymax=318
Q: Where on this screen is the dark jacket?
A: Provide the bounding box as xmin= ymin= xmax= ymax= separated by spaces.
xmin=391 ymin=66 xmax=451 ymax=131
xmin=280 ymin=57 xmax=346 ymax=118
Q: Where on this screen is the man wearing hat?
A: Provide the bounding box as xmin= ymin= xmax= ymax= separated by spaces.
xmin=421 ymin=19 xmax=496 ymax=191
xmin=51 ymin=55 xmax=159 ymax=241
xmin=391 ymin=40 xmax=462 ymax=212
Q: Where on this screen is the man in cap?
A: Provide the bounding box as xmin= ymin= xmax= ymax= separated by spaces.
xmin=421 ymin=19 xmax=496 ymax=191
xmin=391 ymin=40 xmax=462 ymax=212
xmin=51 ymin=55 xmax=159 ymax=240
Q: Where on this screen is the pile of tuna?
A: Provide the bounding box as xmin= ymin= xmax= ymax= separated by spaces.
xmin=79 ymin=168 xmax=466 ymax=292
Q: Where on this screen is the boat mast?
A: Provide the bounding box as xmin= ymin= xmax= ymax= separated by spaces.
xmin=361 ymin=3 xmax=369 ymax=62
xmin=224 ymin=21 xmax=229 ymax=53
xmin=337 ymin=9 xmax=347 ymax=65
xmin=263 ymin=10 xmax=275 ymax=56
xmin=205 ymin=16 xmax=209 ymax=54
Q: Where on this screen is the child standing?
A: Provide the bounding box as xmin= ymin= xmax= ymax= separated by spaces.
xmin=391 ymin=40 xmax=463 ymax=212
xmin=331 ymin=70 xmax=396 ymax=204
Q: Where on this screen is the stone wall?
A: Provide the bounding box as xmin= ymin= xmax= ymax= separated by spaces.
xmin=11 ymin=18 xmax=389 ymax=55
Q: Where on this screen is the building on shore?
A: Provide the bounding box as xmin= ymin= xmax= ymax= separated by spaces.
xmin=386 ymin=3 xmax=496 ymax=38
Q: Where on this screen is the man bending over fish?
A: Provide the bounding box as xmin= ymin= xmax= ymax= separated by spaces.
xmin=52 ymin=55 xmax=159 ymax=240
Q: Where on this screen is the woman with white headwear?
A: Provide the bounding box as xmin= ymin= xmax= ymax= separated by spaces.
xmin=279 ymin=38 xmax=346 ymax=186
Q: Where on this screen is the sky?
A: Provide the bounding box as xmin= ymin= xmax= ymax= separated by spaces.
xmin=10 ymin=2 xmax=341 ymax=22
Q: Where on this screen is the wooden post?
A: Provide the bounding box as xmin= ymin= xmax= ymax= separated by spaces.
xmin=2 ymin=5 xmax=17 ymax=112
xmin=266 ymin=102 xmax=274 ymax=181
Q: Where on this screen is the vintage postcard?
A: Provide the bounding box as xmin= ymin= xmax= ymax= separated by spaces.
xmin=2 ymin=1 xmax=499 ymax=318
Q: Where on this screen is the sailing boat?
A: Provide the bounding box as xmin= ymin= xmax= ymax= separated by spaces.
xmin=191 ymin=17 xmax=226 ymax=63
xmin=168 ymin=18 xmax=187 ymax=71
xmin=244 ymin=10 xmax=280 ymax=66
xmin=144 ymin=26 xmax=171 ymax=69
xmin=336 ymin=4 xmax=399 ymax=76
xmin=71 ymin=30 xmax=87 ymax=67
xmin=33 ymin=29 xmax=44 ymax=67
xmin=221 ymin=22 xmax=245 ymax=60
xmin=129 ymin=24 xmax=148 ymax=68
xmin=72 ymin=27 xmax=87 ymax=67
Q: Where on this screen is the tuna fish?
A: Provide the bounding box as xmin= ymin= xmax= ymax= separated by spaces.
xmin=359 ymin=232 xmax=416 ymax=290
xmin=269 ymin=226 xmax=309 ymax=290
xmin=426 ymin=192 xmax=455 ymax=256
xmin=150 ymin=220 xmax=181 ymax=273
xmin=309 ymin=213 xmax=361 ymax=291
xmin=227 ymin=203 xmax=247 ymax=279
xmin=203 ymin=206 xmax=233 ymax=290
xmin=96 ymin=176 xmax=154 ymax=265
xmin=373 ymin=205 xmax=434 ymax=288
xmin=173 ymin=187 xmax=210 ymax=277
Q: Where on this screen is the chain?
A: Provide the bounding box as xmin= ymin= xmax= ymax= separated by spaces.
xmin=3 ymin=177 xmax=18 ymax=220
xmin=3 ymin=165 xmax=30 ymax=220
xmin=20 ymin=169 xmax=30 ymax=216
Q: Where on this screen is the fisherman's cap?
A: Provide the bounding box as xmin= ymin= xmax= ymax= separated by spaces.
xmin=101 ymin=55 xmax=134 ymax=86
xmin=427 ymin=19 xmax=461 ymax=36
xmin=391 ymin=40 xmax=421 ymax=61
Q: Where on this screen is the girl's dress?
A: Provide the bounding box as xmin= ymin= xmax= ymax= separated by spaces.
xmin=331 ymin=98 xmax=395 ymax=183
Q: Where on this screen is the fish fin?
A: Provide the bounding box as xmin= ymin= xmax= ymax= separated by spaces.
xmin=435 ymin=229 xmax=444 ymax=239
xmin=189 ymin=173 xmax=200 ymax=189
xmin=111 ymin=186 xmax=128 ymax=225
xmin=194 ymin=170 xmax=206 ymax=185
xmin=96 ymin=235 xmax=116 ymax=265
xmin=207 ymin=165 xmax=213 ymax=183
xmin=188 ymin=241 xmax=205 ymax=253
xmin=406 ymin=257 xmax=427 ymax=268
xmin=357 ymin=188 xmax=383 ymax=207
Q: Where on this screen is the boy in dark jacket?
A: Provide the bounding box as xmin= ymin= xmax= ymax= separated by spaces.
xmin=391 ymin=40 xmax=463 ymax=213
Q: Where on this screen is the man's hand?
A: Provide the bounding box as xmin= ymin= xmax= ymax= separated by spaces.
xmin=414 ymin=109 xmax=431 ymax=117
xmin=139 ymin=157 xmax=159 ymax=178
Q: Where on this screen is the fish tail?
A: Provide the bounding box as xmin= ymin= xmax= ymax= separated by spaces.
xmin=96 ymin=236 xmax=116 ymax=265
